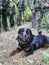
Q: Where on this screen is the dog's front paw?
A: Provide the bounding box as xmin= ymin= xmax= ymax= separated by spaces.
xmin=5 ymin=54 xmax=11 ymax=58
xmin=17 ymin=51 xmax=26 ymax=60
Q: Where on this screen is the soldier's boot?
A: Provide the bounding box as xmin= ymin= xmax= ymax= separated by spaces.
xmin=17 ymin=18 xmax=21 ymax=26
xmin=17 ymin=23 xmax=21 ymax=26
xmin=10 ymin=19 xmax=14 ymax=27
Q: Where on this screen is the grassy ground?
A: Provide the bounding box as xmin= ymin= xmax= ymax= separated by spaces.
xmin=0 ymin=22 xmax=49 ymax=65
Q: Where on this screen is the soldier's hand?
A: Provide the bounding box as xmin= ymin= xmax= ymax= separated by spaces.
xmin=44 ymin=3 xmax=49 ymax=7
xmin=32 ymin=9 xmax=35 ymax=13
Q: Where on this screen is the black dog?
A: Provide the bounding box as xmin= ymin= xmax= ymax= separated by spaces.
xmin=6 ymin=28 xmax=49 ymax=58
xmin=16 ymin=28 xmax=35 ymax=56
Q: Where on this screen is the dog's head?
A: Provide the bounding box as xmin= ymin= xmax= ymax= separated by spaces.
xmin=16 ymin=28 xmax=32 ymax=44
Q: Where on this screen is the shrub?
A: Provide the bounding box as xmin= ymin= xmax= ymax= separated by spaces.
xmin=23 ymin=8 xmax=32 ymax=21
xmin=13 ymin=0 xmax=17 ymax=4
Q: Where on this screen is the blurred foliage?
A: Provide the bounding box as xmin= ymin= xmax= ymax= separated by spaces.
xmin=41 ymin=16 xmax=46 ymax=28
xmin=13 ymin=0 xmax=17 ymax=4
xmin=23 ymin=8 xmax=32 ymax=21
xmin=42 ymin=51 xmax=49 ymax=64
xmin=13 ymin=0 xmax=32 ymax=21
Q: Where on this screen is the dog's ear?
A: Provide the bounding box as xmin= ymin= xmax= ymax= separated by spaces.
xmin=16 ymin=29 xmax=21 ymax=40
xmin=30 ymin=30 xmax=32 ymax=36
xmin=28 ymin=29 xmax=32 ymax=36
xmin=16 ymin=28 xmax=22 ymax=40
xmin=18 ymin=29 xmax=21 ymax=34
xmin=18 ymin=28 xmax=24 ymax=34
xmin=16 ymin=36 xmax=19 ymax=40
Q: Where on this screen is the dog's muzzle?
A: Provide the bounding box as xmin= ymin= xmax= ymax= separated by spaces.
xmin=18 ymin=34 xmax=30 ymax=44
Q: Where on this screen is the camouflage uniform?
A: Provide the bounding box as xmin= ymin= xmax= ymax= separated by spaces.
xmin=41 ymin=0 xmax=49 ymax=32
xmin=31 ymin=0 xmax=41 ymax=29
xmin=31 ymin=0 xmax=49 ymax=32
xmin=17 ymin=0 xmax=25 ymax=26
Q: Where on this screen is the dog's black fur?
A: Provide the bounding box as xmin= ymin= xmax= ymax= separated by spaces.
xmin=32 ymin=32 xmax=49 ymax=50
xmin=7 ymin=28 xmax=49 ymax=58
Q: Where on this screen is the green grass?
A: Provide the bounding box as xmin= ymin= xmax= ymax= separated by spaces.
xmin=42 ymin=51 xmax=49 ymax=64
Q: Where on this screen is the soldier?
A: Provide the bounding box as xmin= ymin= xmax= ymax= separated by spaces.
xmin=31 ymin=0 xmax=42 ymax=31
xmin=41 ymin=0 xmax=49 ymax=32
xmin=1 ymin=0 xmax=16 ymax=31
xmin=17 ymin=0 xmax=25 ymax=26
xmin=31 ymin=0 xmax=49 ymax=32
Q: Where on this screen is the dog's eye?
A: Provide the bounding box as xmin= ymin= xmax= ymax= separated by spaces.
xmin=26 ymin=30 xmax=30 ymax=35
xmin=26 ymin=35 xmax=30 ymax=38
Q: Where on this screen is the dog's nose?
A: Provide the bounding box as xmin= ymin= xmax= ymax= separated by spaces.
xmin=22 ymin=36 xmax=26 ymax=41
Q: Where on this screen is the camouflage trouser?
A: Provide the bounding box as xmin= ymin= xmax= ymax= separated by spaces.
xmin=32 ymin=13 xmax=36 ymax=29
xmin=44 ymin=10 xmax=49 ymax=32
xmin=17 ymin=10 xmax=24 ymax=26
xmin=2 ymin=12 xmax=8 ymax=30
xmin=10 ymin=14 xmax=14 ymax=27
xmin=36 ymin=11 xmax=42 ymax=31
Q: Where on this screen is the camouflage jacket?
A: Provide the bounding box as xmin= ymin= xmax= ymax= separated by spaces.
xmin=6 ymin=0 xmax=16 ymax=15
xmin=31 ymin=0 xmax=49 ymax=10
xmin=17 ymin=0 xmax=26 ymax=11
xmin=41 ymin=0 xmax=49 ymax=9
xmin=30 ymin=0 xmax=41 ymax=10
